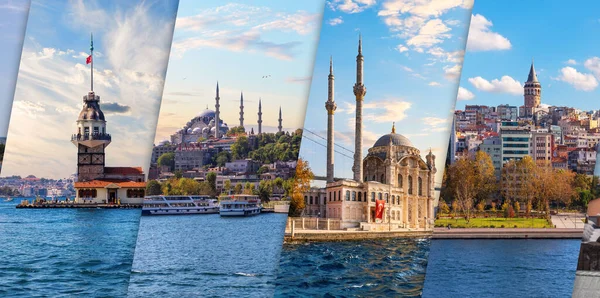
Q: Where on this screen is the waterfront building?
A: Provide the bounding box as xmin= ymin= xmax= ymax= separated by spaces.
xmin=71 ymin=36 xmax=145 ymax=204
xmin=307 ymin=36 xmax=436 ymax=230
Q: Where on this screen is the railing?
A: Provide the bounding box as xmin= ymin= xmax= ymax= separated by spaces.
xmin=71 ymin=133 xmax=112 ymax=142
xmin=286 ymin=217 xmax=342 ymax=231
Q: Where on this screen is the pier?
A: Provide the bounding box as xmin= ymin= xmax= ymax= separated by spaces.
xmin=16 ymin=203 xmax=142 ymax=209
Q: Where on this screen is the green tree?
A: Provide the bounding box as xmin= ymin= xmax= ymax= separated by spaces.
xmin=234 ymin=183 xmax=243 ymax=194
xmin=257 ymin=165 xmax=269 ymax=175
xmin=257 ymin=180 xmax=273 ymax=203
xmin=206 ymin=172 xmax=217 ymax=196
xmin=513 ymin=201 xmax=520 ymax=218
xmin=146 ymin=180 xmax=162 ymax=195
xmin=439 ymin=200 xmax=450 ymax=214
xmin=223 ymin=180 xmax=232 ymax=195
xmin=174 ymin=170 xmax=183 ymax=179
xmin=215 ymin=151 xmax=231 ymax=167
xmin=231 ymin=136 xmax=251 ymax=160
xmin=157 ymin=152 xmax=175 ymax=171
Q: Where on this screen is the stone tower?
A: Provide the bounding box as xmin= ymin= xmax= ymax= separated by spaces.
xmin=239 ymin=92 xmax=244 ymax=128
xmin=524 ymin=60 xmax=541 ymax=109
xmin=326 ymin=56 xmax=337 ymax=183
xmin=258 ymin=98 xmax=263 ymax=134
xmin=215 ymin=82 xmax=221 ymax=139
xmin=72 ymin=34 xmax=111 ymax=182
xmin=278 ymin=106 xmax=283 ymax=133
xmin=352 ymin=34 xmax=366 ymax=183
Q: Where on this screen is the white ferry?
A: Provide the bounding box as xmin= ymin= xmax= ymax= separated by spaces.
xmin=142 ymin=195 xmax=219 ymax=216
xmin=219 ymin=195 xmax=261 ymax=217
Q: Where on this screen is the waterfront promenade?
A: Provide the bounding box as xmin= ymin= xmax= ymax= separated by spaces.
xmin=284 ymin=229 xmax=432 ymax=242
xmin=432 ymin=227 xmax=582 ymax=239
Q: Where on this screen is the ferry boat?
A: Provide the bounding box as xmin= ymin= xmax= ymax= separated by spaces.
xmin=142 ymin=195 xmax=219 ymax=216
xmin=219 ymin=195 xmax=261 ymax=217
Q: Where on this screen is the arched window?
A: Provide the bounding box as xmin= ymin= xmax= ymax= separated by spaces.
xmin=380 ymin=174 xmax=385 ymax=183
xmin=352 ymin=191 xmax=356 ymax=201
xmin=398 ymin=174 xmax=403 ymax=188
xmin=329 ymin=192 xmax=332 ymax=202
xmin=371 ymin=192 xmax=375 ymax=202
xmin=418 ymin=177 xmax=423 ymax=196
xmin=338 ymin=190 xmax=341 ymax=201
xmin=392 ymin=195 xmax=395 ymax=205
xmin=378 ymin=193 xmax=382 ymax=200
xmin=345 ymin=190 xmax=350 ymax=201
xmin=358 ymin=192 xmax=362 ymax=202
xmin=304 ymin=196 xmax=308 ymax=204
xmin=408 ymin=176 xmax=413 ymax=195
xmin=310 ymin=196 xmax=313 ymax=204
xmin=372 ymin=175 xmax=376 ymax=181
xmin=385 ymin=193 xmax=389 ymax=203
xmin=364 ymin=176 xmax=368 ymax=182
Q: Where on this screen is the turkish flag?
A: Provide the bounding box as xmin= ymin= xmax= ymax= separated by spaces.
xmin=375 ymin=199 xmax=385 ymax=220
xmin=86 ymin=55 xmax=92 ymax=64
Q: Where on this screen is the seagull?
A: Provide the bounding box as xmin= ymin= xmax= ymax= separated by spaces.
xmin=183 ymin=77 xmax=187 ymax=80
xmin=262 ymin=75 xmax=271 ymax=79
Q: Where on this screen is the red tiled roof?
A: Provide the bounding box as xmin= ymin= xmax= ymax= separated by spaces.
xmin=104 ymin=167 xmax=144 ymax=175
xmin=74 ymin=179 xmax=146 ymax=188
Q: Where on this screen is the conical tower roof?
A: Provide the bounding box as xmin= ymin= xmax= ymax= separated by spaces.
xmin=527 ymin=61 xmax=538 ymax=82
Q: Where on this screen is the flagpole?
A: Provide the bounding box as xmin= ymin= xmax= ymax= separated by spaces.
xmin=90 ymin=33 xmax=94 ymax=92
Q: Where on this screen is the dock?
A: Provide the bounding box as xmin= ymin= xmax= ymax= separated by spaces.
xmin=432 ymin=228 xmax=583 ymax=239
xmin=16 ymin=203 xmax=142 ymax=209
xmin=284 ymin=230 xmax=432 ymax=242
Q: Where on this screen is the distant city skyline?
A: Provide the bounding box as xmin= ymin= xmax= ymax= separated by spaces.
xmin=1 ymin=0 xmax=179 ymax=179
xmin=299 ymin=0 xmax=473 ymax=186
xmin=153 ymin=0 xmax=324 ymax=143
xmin=0 ymin=0 xmax=29 ymax=138
xmin=457 ymin=1 xmax=600 ymax=111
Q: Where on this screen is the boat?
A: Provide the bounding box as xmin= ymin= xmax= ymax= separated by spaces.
xmin=4 ymin=197 xmax=13 ymax=202
xmin=142 ymin=195 xmax=219 ymax=216
xmin=219 ymin=195 xmax=261 ymax=217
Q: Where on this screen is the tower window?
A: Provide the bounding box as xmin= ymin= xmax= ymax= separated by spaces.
xmin=371 ymin=192 xmax=375 ymax=202
xmin=358 ymin=192 xmax=362 ymax=202
xmin=408 ymin=176 xmax=413 ymax=195
xmin=398 ymin=174 xmax=403 ymax=188
xmin=345 ymin=190 xmax=350 ymax=201
xmin=418 ymin=177 xmax=423 ymax=196
xmin=352 ymin=191 xmax=356 ymax=201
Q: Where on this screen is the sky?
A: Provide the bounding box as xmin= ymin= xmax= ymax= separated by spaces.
xmin=153 ymin=0 xmax=324 ymax=142
xmin=299 ymin=0 xmax=473 ymax=188
xmin=0 ymin=0 xmax=29 ymax=137
xmin=1 ymin=0 xmax=179 ymax=179
xmin=457 ymin=1 xmax=600 ymax=112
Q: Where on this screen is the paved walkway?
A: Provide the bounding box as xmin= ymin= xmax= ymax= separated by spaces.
xmin=551 ymin=213 xmax=586 ymax=229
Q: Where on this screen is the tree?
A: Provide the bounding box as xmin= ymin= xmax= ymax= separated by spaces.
xmin=223 ymin=180 xmax=232 ymax=195
xmin=215 ymin=151 xmax=231 ymax=167
xmin=146 ymin=180 xmax=162 ymax=195
xmin=439 ymin=200 xmax=450 ymax=214
xmin=257 ymin=165 xmax=270 ymax=175
xmin=231 ymin=136 xmax=251 ymax=160
xmin=447 ymin=157 xmax=477 ymax=222
xmin=206 ymin=172 xmax=217 ymax=196
xmin=257 ymin=180 xmax=273 ymax=203
xmin=476 ymin=200 xmax=485 ymax=213
xmin=289 ymin=158 xmax=313 ymax=216
xmin=513 ymin=201 xmax=520 ymax=217
xmin=157 ymin=152 xmax=175 ymax=172
xmin=178 ymin=178 xmax=201 ymax=195
xmin=234 ymin=183 xmax=243 ymax=194
xmin=473 ymin=151 xmax=497 ymax=203
xmin=174 ymin=170 xmax=183 ymax=179
xmin=226 ymin=126 xmax=246 ymax=137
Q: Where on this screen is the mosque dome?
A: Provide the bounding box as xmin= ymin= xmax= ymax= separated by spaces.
xmin=192 ymin=127 xmax=202 ymax=133
xmin=373 ymin=133 xmax=414 ymax=148
xmin=202 ymin=127 xmax=210 ymax=134
xmin=186 ymin=127 xmax=193 ymax=133
xmin=198 ymin=109 xmax=216 ymax=118
xmin=158 ymin=139 xmax=169 ymax=146
xmin=209 ymin=119 xmax=215 ymax=127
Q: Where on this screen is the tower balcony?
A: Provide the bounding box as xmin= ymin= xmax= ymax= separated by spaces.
xmin=71 ymin=133 xmax=112 ymax=148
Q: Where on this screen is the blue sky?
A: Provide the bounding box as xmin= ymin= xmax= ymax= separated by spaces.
xmin=1 ymin=0 xmax=178 ymax=178
xmin=457 ymin=1 xmax=600 ymax=111
xmin=299 ymin=0 xmax=473 ymax=186
xmin=0 ymin=0 xmax=29 ymax=137
xmin=153 ymin=0 xmax=324 ymax=142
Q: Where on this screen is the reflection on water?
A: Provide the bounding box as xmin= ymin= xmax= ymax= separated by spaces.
xmin=274 ymin=238 xmax=430 ymax=297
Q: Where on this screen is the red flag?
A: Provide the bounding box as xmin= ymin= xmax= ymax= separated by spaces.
xmin=375 ymin=199 xmax=385 ymax=220
xmin=86 ymin=55 xmax=92 ymax=64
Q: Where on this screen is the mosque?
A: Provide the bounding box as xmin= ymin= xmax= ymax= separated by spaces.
xmin=306 ymin=36 xmax=437 ymax=231
xmin=167 ymin=83 xmax=283 ymax=145
xmin=70 ymin=36 xmax=146 ymax=205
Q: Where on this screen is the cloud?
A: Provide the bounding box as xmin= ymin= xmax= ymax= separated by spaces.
xmin=102 ymin=102 xmax=131 ymax=114
xmin=1 ymin=1 xmax=177 ymax=178
xmin=328 ymin=17 xmax=343 ymax=26
xmin=566 ymin=59 xmax=577 ymax=65
xmin=329 ymin=0 xmax=376 ymax=14
xmin=428 ymin=81 xmax=441 ymax=86
xmin=172 ymin=3 xmax=320 ymax=60
xmin=406 ymin=18 xmax=451 ymax=49
xmin=468 ymin=75 xmax=522 ymax=95
xmin=422 ymin=116 xmax=450 ymax=132
xmin=457 ymin=86 xmax=475 ymax=100
xmin=583 ymin=57 xmax=600 ymax=79
xmin=339 ymin=98 xmax=412 ymax=123
xmin=395 ymin=44 xmax=408 ymax=52
xmin=466 ymin=14 xmax=511 ymax=52
xmin=443 ymin=64 xmax=462 ymax=81
xmin=555 ymin=66 xmax=598 ymax=91
xmin=286 ymin=76 xmax=312 ymax=84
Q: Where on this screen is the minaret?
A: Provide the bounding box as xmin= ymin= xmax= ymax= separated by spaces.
xmin=325 ymin=56 xmax=337 ymax=183
xmin=524 ymin=59 xmax=541 ymax=110
xmin=352 ymin=34 xmax=367 ymax=183
xmin=278 ymin=107 xmax=283 ymax=133
xmin=258 ymin=98 xmax=263 ymax=134
xmin=215 ymin=82 xmax=220 ymax=139
xmin=72 ymin=33 xmax=110 ymax=182
xmin=239 ymin=92 xmax=244 ymax=128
